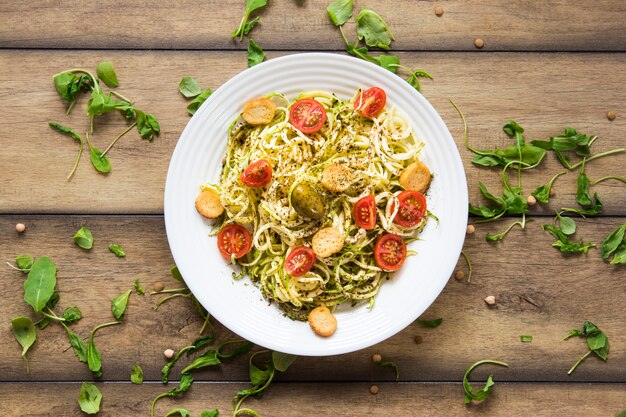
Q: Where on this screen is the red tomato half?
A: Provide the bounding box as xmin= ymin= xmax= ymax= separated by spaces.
xmin=284 ymin=246 xmax=316 ymax=277
xmin=354 ymin=87 xmax=386 ymax=118
xmin=374 ymin=234 xmax=407 ymax=271
xmin=217 ymin=224 xmax=252 ymax=259
xmin=392 ymin=191 xmax=427 ymax=228
xmin=353 ymin=195 xmax=377 ymax=230
xmin=289 ymin=99 xmax=327 ymax=134
xmin=240 ymin=159 xmax=272 ymax=188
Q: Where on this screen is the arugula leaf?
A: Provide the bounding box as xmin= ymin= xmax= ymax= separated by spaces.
xmin=86 ymin=136 xmax=111 ymax=174
xmin=485 ymin=218 xmax=527 ymax=242
xmin=231 ymin=0 xmax=268 ymax=40
xmin=171 ymin=265 xmax=185 ymax=282
xmin=78 ymin=382 xmax=102 ymax=414
xmin=53 ymin=71 xmax=94 ymax=111
xmin=327 ymin=0 xmax=353 ymax=26
xmin=165 ymin=410 xmax=219 ymax=417
xmin=531 ymin=171 xmax=566 ymax=204
xmin=565 ymin=321 xmax=610 ymax=374
xmin=542 ymin=224 xmax=595 ymax=254
xmin=187 ymin=89 xmax=212 ymax=116
xmin=15 ymin=254 xmax=34 ymax=271
xmin=415 ymin=318 xmax=443 ymax=328
xmin=108 ymin=244 xmax=126 ymax=257
xmin=131 ymin=364 xmax=144 ymax=384
xmin=96 ymin=61 xmax=119 ymax=88
xmin=374 ymin=359 xmax=400 ymax=381
xmin=73 ymin=227 xmax=94 ymax=250
xmin=520 ymin=335 xmax=533 ymax=343
xmin=271 ymin=351 xmax=297 ymax=372
xmin=162 ymin=335 xmax=216 ymax=384
xmin=63 ymin=306 xmax=82 ymax=324
xmin=179 ymin=77 xmax=202 ymax=98
xmin=23 ymin=256 xmax=57 ymax=314
xmin=216 ymin=339 xmax=254 ymax=360
xmin=601 ymin=223 xmax=626 ymax=261
xmin=134 ymin=278 xmax=145 ymax=295
xmin=609 ymin=243 xmax=626 ymax=264
xmin=576 ymin=163 xmax=592 ymax=206
xmin=134 ymin=109 xmax=160 ymax=141
xmin=11 ymin=316 xmax=36 ymax=372
xmin=562 ymin=193 xmax=603 ymax=217
xmin=151 ymin=374 xmax=194 ymax=417
xmin=355 ymin=7 xmax=394 ymax=50
xmin=111 ymin=290 xmax=132 ymax=320
xmin=247 ymin=39 xmax=265 ymax=68
xmin=65 ymin=327 xmax=88 ymax=363
xmin=462 ymin=359 xmax=508 ymax=404
xmin=180 ymin=349 xmax=221 ymax=374
xmin=87 ymin=90 xmax=130 ymax=116
xmin=88 ymin=321 xmax=121 ymax=378
xmin=556 ymin=213 xmax=576 ymax=236
xmin=49 ymin=122 xmax=84 ymax=180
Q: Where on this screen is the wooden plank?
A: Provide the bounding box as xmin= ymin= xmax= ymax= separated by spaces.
xmin=1 ymin=1 xmax=626 ymax=51
xmin=2 ymin=215 xmax=625 ymax=382
xmin=0 ymin=381 xmax=624 ymax=416
xmin=0 ymin=50 xmax=624 ymax=214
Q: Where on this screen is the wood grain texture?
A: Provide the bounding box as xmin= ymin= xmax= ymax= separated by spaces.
xmin=1 ymin=0 xmax=626 ymax=51
xmin=2 ymin=215 xmax=625 ymax=382
xmin=0 ymin=50 xmax=624 ymax=214
xmin=0 ymin=381 xmax=625 ymax=416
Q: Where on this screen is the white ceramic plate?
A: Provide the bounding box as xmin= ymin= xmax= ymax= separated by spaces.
xmin=164 ymin=53 xmax=467 ymax=356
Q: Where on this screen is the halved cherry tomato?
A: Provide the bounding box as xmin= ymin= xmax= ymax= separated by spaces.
xmin=289 ymin=99 xmax=327 ymax=134
xmin=373 ymin=234 xmax=407 ymax=271
xmin=240 ymin=159 xmax=272 ymax=188
xmin=217 ymin=224 xmax=252 ymax=259
xmin=391 ymin=190 xmax=427 ymax=228
xmin=354 ymin=87 xmax=386 ymax=118
xmin=353 ymin=195 xmax=377 ymax=230
xmin=284 ymin=246 xmax=316 ymax=277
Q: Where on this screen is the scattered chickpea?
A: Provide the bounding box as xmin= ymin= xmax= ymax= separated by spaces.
xmin=164 ymin=349 xmax=175 ymax=359
xmin=454 ymin=270 xmax=465 ymax=281
xmin=153 ymin=282 xmax=165 ymax=292
xmin=607 ymin=111 xmax=616 ymax=121
xmin=369 ymin=384 xmax=379 ymax=395
xmin=414 ymin=335 xmax=423 ymax=344
xmin=484 ymin=295 xmax=496 ymax=305
xmin=474 ymin=38 xmax=485 ymax=49
xmin=466 ymin=224 xmax=475 ymax=235
xmin=372 ymin=353 xmax=382 ymax=363
xmin=527 ymin=195 xmax=537 ymax=206
xmin=15 ymin=223 xmax=26 ymax=233
xmin=434 ymin=6 xmax=444 ymax=16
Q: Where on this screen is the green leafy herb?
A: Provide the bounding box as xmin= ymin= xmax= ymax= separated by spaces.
xmin=462 ymin=359 xmax=509 ymax=404
xmin=15 ymin=253 xmax=34 ymax=271
xmin=161 ymin=335 xmax=216 ymax=384
xmin=355 ymin=7 xmax=394 ymax=50
xmin=531 ymin=171 xmax=566 ymax=204
xmin=131 ymin=364 xmax=144 ymax=384
xmin=171 ymin=265 xmax=185 ymax=282
xmin=151 ymin=373 xmax=194 ymax=417
xmin=134 ymin=109 xmax=160 ymax=141
xmin=165 ymin=409 xmax=219 ymax=417
xmin=73 ymin=227 xmax=94 ymax=250
xmin=53 ymin=71 xmax=94 ymax=113
xmin=601 ymin=223 xmax=626 ymax=264
xmin=111 ymin=290 xmax=132 ymax=320
xmin=49 ymin=122 xmax=84 ymax=180
xmin=520 ymin=335 xmax=533 ymax=343
xmin=65 ymin=328 xmax=88 ymax=363
xmin=134 ymin=278 xmax=145 ymax=295
xmin=23 ymin=256 xmax=57 ymax=314
xmin=86 ymin=134 xmax=111 ymax=174
xmin=616 ymin=411 xmax=626 ymax=417
xmin=415 ymin=318 xmax=443 ymax=328
xmin=96 ymin=61 xmax=119 ymax=88
xmin=486 ymin=217 xmax=530 ymax=242
xmin=179 ymin=77 xmax=202 ymax=98
xmin=564 ymin=321 xmax=610 ymax=374
xmin=271 ymin=351 xmax=297 ymax=372
xmin=561 ymin=193 xmax=603 ymax=217
xmin=542 ymin=224 xmax=595 ymax=254
xmin=216 ymin=339 xmax=254 ymax=360
xmin=247 ymin=39 xmax=265 ymax=68
xmin=78 ymin=382 xmax=102 ymax=414
xmin=88 ymin=321 xmax=121 ymax=378
xmin=326 ymin=0 xmax=353 ymax=26
xmin=231 ymin=0 xmax=268 ymax=40
xmin=374 ymin=359 xmax=399 ymax=381
xmin=108 ymin=244 xmax=126 ymax=257
xmin=63 ymin=306 xmax=82 ymax=324
xmin=180 ymin=349 xmax=221 ymax=374
xmin=11 ymin=316 xmax=36 ymax=372
xmin=555 ymin=212 xmax=576 ymax=236
xmin=187 ymin=89 xmax=212 ymax=116
xmin=576 ymin=162 xmax=592 ymax=206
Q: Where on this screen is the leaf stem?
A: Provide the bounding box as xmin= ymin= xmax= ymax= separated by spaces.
xmin=52 ymin=68 xmax=100 ymax=94
xmin=100 ymin=122 xmax=137 ymax=157
xmin=565 ymin=148 xmax=625 ymax=170
xmin=591 ymin=175 xmax=626 ymax=186
xmin=109 ymin=90 xmax=134 ymax=104
xmin=567 ymin=350 xmax=592 ymax=375
xmin=153 ymin=293 xmax=192 ymax=309
xmin=67 ymin=137 xmax=83 ymax=181
xmin=6 ymin=261 xmax=29 ymax=272
xmin=90 ymin=321 xmax=121 ymax=339
xmin=461 ymin=250 xmax=472 ymax=283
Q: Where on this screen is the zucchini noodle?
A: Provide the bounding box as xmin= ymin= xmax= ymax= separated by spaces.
xmin=212 ymin=90 xmax=430 ymax=321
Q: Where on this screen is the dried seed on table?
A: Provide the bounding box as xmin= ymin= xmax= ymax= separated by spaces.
xmin=153 ymin=282 xmax=164 ymax=292
xmin=164 ymin=349 xmax=175 ymax=359
xmin=372 ymin=353 xmax=382 ymax=363
xmin=484 ymin=295 xmax=496 ymax=305
xmin=370 ymin=384 xmax=379 ymax=395
xmin=434 ymin=5 xmax=444 ymax=16
xmin=474 ymin=38 xmax=484 ymax=49
xmin=607 ymin=111 xmax=616 ymax=121
xmin=15 ymin=223 xmax=26 ymax=233
xmin=527 ymin=195 xmax=537 ymax=206
xmin=414 ymin=335 xmax=423 ymax=344
xmin=466 ymin=224 xmax=475 ymax=234
xmin=454 ymin=270 xmax=465 ymax=281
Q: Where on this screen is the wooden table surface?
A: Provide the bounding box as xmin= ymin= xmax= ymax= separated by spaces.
xmin=1 ymin=1 xmax=625 ymax=415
